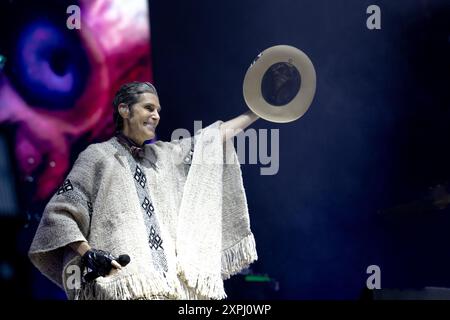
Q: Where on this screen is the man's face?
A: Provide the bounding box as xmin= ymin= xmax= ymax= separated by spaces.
xmin=125 ymin=92 xmax=161 ymax=144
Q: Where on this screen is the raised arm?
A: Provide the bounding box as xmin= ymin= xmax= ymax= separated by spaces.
xmin=219 ymin=110 xmax=260 ymax=142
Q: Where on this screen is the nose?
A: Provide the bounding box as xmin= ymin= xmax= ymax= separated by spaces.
xmin=152 ymin=109 xmax=160 ymax=121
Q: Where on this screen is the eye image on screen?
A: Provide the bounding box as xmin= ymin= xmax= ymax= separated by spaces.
xmin=0 ymin=0 xmax=153 ymax=202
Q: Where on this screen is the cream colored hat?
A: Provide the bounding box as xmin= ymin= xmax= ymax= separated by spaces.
xmin=243 ymin=45 xmax=316 ymax=123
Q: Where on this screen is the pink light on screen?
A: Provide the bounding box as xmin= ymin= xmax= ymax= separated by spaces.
xmin=0 ymin=0 xmax=153 ymax=201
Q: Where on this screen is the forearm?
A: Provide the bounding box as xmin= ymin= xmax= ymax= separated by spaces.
xmin=220 ymin=110 xmax=260 ymax=141
xmin=69 ymin=241 xmax=91 ymax=256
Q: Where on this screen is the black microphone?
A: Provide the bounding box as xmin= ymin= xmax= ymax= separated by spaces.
xmin=117 ymin=254 xmax=131 ymax=267
xmin=82 ymin=252 xmax=131 ymax=282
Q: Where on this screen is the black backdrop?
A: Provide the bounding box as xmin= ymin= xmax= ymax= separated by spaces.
xmin=149 ymin=0 xmax=450 ymax=299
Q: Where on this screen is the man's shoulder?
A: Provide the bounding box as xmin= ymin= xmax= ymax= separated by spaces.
xmin=77 ymin=138 xmax=116 ymax=162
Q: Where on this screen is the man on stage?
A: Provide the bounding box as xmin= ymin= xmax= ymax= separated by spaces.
xmin=29 ymin=81 xmax=259 ymax=300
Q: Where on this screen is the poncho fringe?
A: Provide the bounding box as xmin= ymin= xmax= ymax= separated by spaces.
xmin=74 ymin=273 xmax=180 ymax=300
xmin=221 ymin=233 xmax=258 ymax=280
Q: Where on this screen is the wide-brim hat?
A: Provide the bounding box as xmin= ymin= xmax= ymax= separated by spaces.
xmin=243 ymin=45 xmax=316 ymax=123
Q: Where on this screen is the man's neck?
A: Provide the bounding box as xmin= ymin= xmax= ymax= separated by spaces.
xmin=115 ymin=131 xmax=145 ymax=159
xmin=120 ymin=129 xmax=143 ymax=147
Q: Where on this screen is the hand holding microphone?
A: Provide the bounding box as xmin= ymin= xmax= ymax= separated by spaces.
xmin=81 ymin=248 xmax=130 ymax=282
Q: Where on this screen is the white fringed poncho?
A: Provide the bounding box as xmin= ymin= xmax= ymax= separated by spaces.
xmin=28 ymin=121 xmax=257 ymax=300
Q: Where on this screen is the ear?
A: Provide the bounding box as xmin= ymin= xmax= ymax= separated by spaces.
xmin=118 ymin=103 xmax=130 ymax=119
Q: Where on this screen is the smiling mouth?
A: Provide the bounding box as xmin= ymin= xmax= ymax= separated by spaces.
xmin=144 ymin=122 xmax=156 ymax=130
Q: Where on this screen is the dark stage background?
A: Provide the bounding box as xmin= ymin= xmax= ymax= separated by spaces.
xmin=1 ymin=0 xmax=450 ymax=299
xmin=149 ymin=0 xmax=450 ymax=299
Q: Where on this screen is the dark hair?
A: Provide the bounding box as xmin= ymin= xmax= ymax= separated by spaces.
xmin=113 ymin=81 xmax=158 ymax=132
